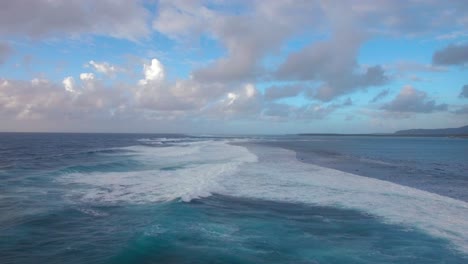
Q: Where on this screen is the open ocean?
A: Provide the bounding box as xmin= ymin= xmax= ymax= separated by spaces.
xmin=0 ymin=133 xmax=467 ymax=263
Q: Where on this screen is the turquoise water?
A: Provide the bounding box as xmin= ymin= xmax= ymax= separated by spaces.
xmin=0 ymin=133 xmax=467 ymax=263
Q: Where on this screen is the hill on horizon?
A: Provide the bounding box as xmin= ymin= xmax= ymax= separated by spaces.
xmin=394 ymin=125 xmax=468 ymax=135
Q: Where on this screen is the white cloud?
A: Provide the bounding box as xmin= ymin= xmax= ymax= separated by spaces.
xmin=80 ymin=73 xmax=95 ymax=81
xmin=62 ymin=76 xmax=76 ymax=93
xmin=139 ymin=58 xmax=165 ymax=85
xmin=204 ymin=83 xmax=262 ymax=118
xmin=0 ymin=76 xmax=130 ymax=122
xmin=2 ymin=1 xmax=468 ymax=132
xmin=245 ymin=83 xmax=257 ymax=98
xmin=88 ymin=60 xmax=120 ymax=76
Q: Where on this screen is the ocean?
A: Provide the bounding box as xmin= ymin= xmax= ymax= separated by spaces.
xmin=0 ymin=133 xmax=467 ymax=263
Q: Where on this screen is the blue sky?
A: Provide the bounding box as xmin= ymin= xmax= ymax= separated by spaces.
xmin=0 ymin=0 xmax=467 ymax=134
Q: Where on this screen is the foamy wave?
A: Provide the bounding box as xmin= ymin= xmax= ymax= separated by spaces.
xmin=58 ymin=139 xmax=468 ymax=253
xmin=123 ymin=144 xmax=202 ymax=158
xmin=222 ymin=145 xmax=468 ymax=254
xmin=137 ymin=137 xmax=198 ymax=145
xmin=59 ymin=141 xmax=258 ymax=204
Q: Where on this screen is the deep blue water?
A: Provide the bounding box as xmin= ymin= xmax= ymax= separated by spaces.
xmin=0 ymin=133 xmax=467 ymax=263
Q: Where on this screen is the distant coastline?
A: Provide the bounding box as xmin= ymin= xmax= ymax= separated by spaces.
xmin=299 ymin=125 xmax=468 ymax=138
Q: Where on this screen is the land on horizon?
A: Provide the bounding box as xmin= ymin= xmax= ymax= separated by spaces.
xmin=299 ymin=125 xmax=468 ymax=137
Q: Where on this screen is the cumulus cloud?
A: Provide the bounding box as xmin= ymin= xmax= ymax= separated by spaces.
xmin=152 ymin=0 xmax=466 ymax=95
xmin=150 ymin=0 xmax=464 ymax=103
xmin=432 ymin=43 xmax=468 ymax=66
xmin=2 ymin=1 xmax=468 ymax=132
xmin=382 ymin=86 xmax=448 ymax=113
xmin=201 ymin=83 xmax=262 ymax=119
xmin=275 ymin=1 xmax=389 ymax=101
xmin=87 ymin=60 xmax=121 ymax=76
xmin=135 ymin=83 xmax=200 ymax=112
xmin=134 ymin=59 xmax=203 ymax=111
xmin=154 ymin=1 xmax=323 ymax=83
xmin=62 ymin=76 xmax=76 ymax=93
xmin=0 ymin=77 xmax=128 ymax=121
xmin=132 ymin=58 xmax=229 ymax=112
xmin=80 ymin=73 xmax=95 ymax=81
xmin=264 ymin=85 xmax=304 ymax=101
xmin=139 ymin=59 xmax=165 ymax=85
xmin=0 ymin=58 xmax=261 ymax=125
xmin=153 ymin=0 xmax=468 ymax=87
xmin=0 ymin=0 xmax=150 ymax=40
xmin=0 ymin=42 xmax=12 ymax=64
xmin=459 ymin=85 xmax=468 ymax=98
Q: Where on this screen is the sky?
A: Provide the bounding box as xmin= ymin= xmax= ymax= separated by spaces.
xmin=0 ymin=0 xmax=467 ymax=134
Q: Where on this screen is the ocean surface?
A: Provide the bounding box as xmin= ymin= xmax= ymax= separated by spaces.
xmin=0 ymin=133 xmax=467 ymax=263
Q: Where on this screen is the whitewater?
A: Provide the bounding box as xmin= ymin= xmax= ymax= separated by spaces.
xmin=57 ymin=138 xmax=468 ymax=255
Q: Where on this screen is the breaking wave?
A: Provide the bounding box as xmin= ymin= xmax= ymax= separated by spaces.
xmin=59 ymin=139 xmax=468 ymax=253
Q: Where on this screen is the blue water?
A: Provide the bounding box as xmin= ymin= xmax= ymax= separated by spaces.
xmin=0 ymin=133 xmax=467 ymax=263
xmin=265 ymin=135 xmax=468 ymax=201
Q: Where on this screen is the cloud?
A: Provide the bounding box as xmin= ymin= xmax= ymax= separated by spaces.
xmin=152 ymin=0 xmax=214 ymax=39
xmin=348 ymin=0 xmax=468 ymax=35
xmin=154 ymin=1 xmax=323 ymax=83
xmin=436 ymin=31 xmax=468 ymax=40
xmin=262 ymin=97 xmax=353 ymax=121
xmin=0 ymin=0 xmax=150 ymax=40
xmin=2 ymin=1 xmax=468 ymax=132
xmin=134 ymin=58 xmax=257 ymax=114
xmin=460 ymin=85 xmax=468 ymax=98
xmin=150 ymin=0 xmax=465 ymax=103
xmin=87 ymin=60 xmax=121 ymax=76
xmin=201 ymin=83 xmax=262 ymax=119
xmin=80 ymin=73 xmax=95 ymax=81
xmin=371 ymin=89 xmax=390 ymax=103
xmin=261 ymin=103 xmax=296 ymax=120
xmin=432 ymin=43 xmax=468 ymax=66
xmin=381 ymin=86 xmax=448 ymax=113
xmin=139 ymin=59 xmax=165 ymax=85
xmin=152 ymin=0 xmax=466 ymax=87
xmin=264 ymin=84 xmax=304 ymax=101
xmin=297 ymin=63 xmax=388 ymax=101
xmin=0 ymin=55 xmax=263 ymax=124
xmin=135 ymin=82 xmax=201 ymax=112
xmin=274 ymin=1 xmax=389 ymax=101
xmin=0 ymin=77 xmax=128 ymax=121
xmin=0 ymin=42 xmax=12 ymax=64
xmin=62 ymin=76 xmax=76 ymax=93
xmin=453 ymin=105 xmax=468 ymax=114
xmin=393 ymin=61 xmax=446 ymax=73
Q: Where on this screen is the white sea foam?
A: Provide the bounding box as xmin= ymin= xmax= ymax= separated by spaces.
xmin=222 ymin=145 xmax=468 ymax=254
xmin=76 ymin=207 xmax=108 ymax=217
xmin=59 ymin=139 xmax=468 ymax=253
xmin=60 ymin=141 xmax=257 ymax=203
xmin=137 ymin=137 xmax=198 ymax=145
